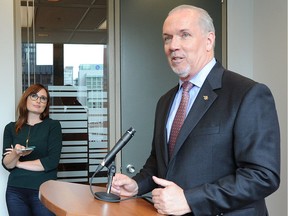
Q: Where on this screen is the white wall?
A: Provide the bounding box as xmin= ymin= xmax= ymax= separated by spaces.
xmin=227 ymin=0 xmax=254 ymax=78
xmin=227 ymin=0 xmax=287 ymax=215
xmin=0 ymin=0 xmax=16 ymax=215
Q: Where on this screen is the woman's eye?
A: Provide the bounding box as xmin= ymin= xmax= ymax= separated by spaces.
xmin=31 ymin=94 xmax=38 ymax=99
xmin=40 ymin=96 xmax=48 ymax=102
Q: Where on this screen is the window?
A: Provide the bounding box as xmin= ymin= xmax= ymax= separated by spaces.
xmin=20 ymin=0 xmax=111 ymax=184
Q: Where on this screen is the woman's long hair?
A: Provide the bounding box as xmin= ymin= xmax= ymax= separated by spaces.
xmin=15 ymin=84 xmax=50 ymax=133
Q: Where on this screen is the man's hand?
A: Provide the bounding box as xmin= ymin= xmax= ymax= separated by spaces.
xmin=111 ymin=173 xmax=139 ymax=197
xmin=152 ymin=176 xmax=191 ymax=215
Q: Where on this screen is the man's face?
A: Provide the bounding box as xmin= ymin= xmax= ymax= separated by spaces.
xmin=162 ymin=9 xmax=214 ymax=80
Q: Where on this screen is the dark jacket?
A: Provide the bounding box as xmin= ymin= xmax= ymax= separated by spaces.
xmin=133 ymin=62 xmax=280 ymax=216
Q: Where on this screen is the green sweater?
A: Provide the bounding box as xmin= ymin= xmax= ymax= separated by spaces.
xmin=2 ymin=118 xmax=62 ymax=190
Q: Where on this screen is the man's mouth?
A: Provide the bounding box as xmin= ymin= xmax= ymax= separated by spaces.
xmin=171 ymin=56 xmax=184 ymax=64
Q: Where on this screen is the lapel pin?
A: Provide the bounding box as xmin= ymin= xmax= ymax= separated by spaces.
xmin=203 ymin=95 xmax=208 ymax=100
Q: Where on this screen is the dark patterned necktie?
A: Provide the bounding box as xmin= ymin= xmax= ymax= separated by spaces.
xmin=169 ymin=81 xmax=193 ymax=158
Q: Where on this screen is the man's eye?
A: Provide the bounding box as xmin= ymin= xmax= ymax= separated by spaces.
xmin=182 ymin=32 xmax=191 ymax=38
xmin=163 ymin=36 xmax=172 ymax=43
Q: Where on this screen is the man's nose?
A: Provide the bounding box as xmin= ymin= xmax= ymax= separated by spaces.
xmin=169 ymin=36 xmax=181 ymax=50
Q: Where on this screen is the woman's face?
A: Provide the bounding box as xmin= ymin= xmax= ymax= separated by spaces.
xmin=26 ymin=88 xmax=48 ymax=115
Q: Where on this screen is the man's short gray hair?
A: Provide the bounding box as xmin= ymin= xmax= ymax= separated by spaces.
xmin=168 ymin=5 xmax=215 ymax=34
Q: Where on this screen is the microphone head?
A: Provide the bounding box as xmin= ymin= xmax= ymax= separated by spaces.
xmin=101 ymin=127 xmax=136 ymax=167
xmin=128 ymin=127 xmax=136 ymax=136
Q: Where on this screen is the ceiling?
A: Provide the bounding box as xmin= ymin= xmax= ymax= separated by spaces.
xmin=21 ymin=0 xmax=108 ymax=44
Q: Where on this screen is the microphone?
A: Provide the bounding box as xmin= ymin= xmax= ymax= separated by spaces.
xmin=100 ymin=127 xmax=136 ymax=167
xmin=93 ymin=127 xmax=136 ymax=202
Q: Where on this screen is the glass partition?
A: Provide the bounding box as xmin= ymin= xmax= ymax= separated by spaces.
xmin=20 ymin=0 xmax=110 ymax=184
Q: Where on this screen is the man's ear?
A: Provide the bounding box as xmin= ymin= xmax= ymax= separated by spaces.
xmin=206 ymin=32 xmax=215 ymax=51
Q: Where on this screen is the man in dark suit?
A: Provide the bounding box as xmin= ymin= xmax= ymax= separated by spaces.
xmin=111 ymin=5 xmax=280 ymax=216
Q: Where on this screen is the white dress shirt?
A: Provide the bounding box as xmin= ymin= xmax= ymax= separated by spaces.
xmin=166 ymin=58 xmax=217 ymax=142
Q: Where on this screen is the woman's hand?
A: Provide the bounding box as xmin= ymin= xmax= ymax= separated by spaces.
xmin=3 ymin=144 xmax=33 ymax=169
xmin=4 ymin=144 xmax=32 ymax=157
xmin=3 ymin=144 xmax=22 ymax=169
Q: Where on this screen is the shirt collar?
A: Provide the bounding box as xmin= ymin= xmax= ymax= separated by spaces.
xmin=179 ymin=58 xmax=216 ymax=89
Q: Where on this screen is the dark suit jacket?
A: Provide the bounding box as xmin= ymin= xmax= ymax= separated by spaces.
xmin=133 ymin=62 xmax=280 ymax=216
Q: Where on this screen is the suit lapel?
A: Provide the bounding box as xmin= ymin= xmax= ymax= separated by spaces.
xmin=161 ymin=86 xmax=179 ymax=165
xmin=170 ymin=62 xmax=224 ymax=160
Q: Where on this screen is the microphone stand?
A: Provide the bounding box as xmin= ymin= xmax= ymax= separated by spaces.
xmin=94 ymin=162 xmax=120 ymax=201
xmin=91 ymin=127 xmax=135 ymax=202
